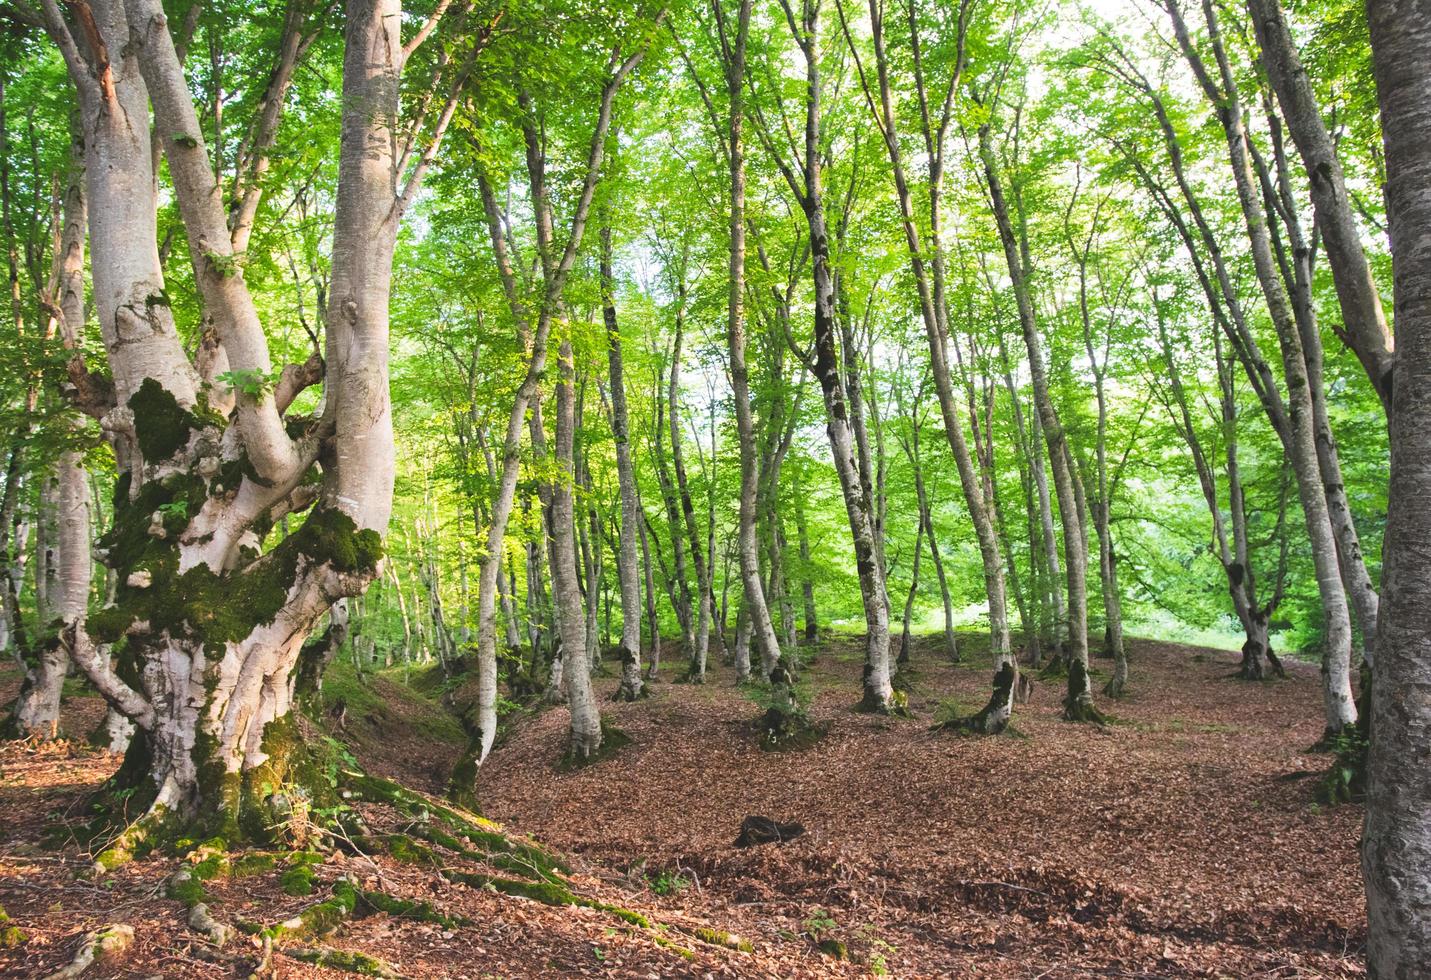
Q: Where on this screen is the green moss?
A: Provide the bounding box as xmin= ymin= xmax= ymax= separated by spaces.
xmin=358 ymin=889 xmax=470 ymax=927
xmin=557 ymin=723 xmax=631 ymax=772
xmin=0 ymin=905 xmax=26 ymax=949
xmin=168 ymin=868 xmax=210 ymax=907
xmin=589 ymin=901 xmax=651 ymax=928
xmin=689 ymin=926 xmax=753 ymax=952
xmin=281 ymin=863 xmax=317 ymax=896
xmin=93 ymin=804 xmax=172 ymax=872
xmin=262 ymin=880 xmax=357 ymax=942
xmin=442 ymin=869 xmax=578 ymax=906
xmin=231 ymin=852 xmax=280 ymax=877
xmin=817 ymin=938 xmax=849 ymax=959
xmin=129 ymin=378 xmax=201 ymax=462
xmin=380 ymin=833 xmax=438 ymax=866
xmin=283 ymin=946 xmax=400 ymax=978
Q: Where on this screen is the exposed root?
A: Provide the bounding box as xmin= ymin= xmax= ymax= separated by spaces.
xmin=40 ymin=923 xmax=134 ymax=979
xmin=358 ymin=889 xmax=470 ymax=928
xmin=934 ymin=664 xmax=1015 ymax=736
xmin=757 ymin=705 xmax=826 ymax=752
xmin=1063 ymin=661 xmax=1109 ymax=725
xmin=243 ymin=880 xmax=357 ymax=943
xmin=281 ymin=945 xmax=402 ymax=978
xmin=186 ymin=903 xmax=229 ymax=947
xmin=92 ymin=805 xmax=171 ymax=873
xmin=686 ymin=925 xmax=754 ymax=952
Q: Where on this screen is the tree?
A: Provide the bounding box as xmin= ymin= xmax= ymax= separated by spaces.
xmin=34 ymin=0 xmax=470 ymax=846
xmin=1362 ymin=0 xmax=1431 ymax=970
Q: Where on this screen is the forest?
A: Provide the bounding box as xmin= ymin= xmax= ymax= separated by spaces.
xmin=0 ymin=0 xmax=1427 ymax=974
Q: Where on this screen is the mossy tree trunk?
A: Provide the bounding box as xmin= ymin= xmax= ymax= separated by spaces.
xmin=38 ymin=0 xmax=462 ymax=842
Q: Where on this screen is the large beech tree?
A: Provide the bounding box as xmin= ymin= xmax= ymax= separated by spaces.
xmin=33 ymin=0 xmax=470 ymax=846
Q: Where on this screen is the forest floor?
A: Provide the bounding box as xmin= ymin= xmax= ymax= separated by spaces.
xmin=0 ymin=634 xmax=1365 ymax=979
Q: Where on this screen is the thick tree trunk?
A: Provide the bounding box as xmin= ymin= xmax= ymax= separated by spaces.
xmin=1363 ymin=2 xmax=1431 ymax=971
xmin=38 ymin=0 xmax=408 ymax=841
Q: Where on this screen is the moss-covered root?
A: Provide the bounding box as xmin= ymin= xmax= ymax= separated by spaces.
xmin=281 ymin=945 xmax=402 ymax=978
xmin=684 ymin=925 xmax=754 ymax=952
xmin=41 ymin=923 xmax=134 ymax=979
xmin=937 ymin=664 xmax=1015 ymax=736
xmin=92 ymin=807 xmax=171 ymax=873
xmin=1062 ymin=661 xmax=1108 ymax=725
xmin=358 ymin=889 xmax=470 ymax=928
xmin=260 ymin=880 xmax=357 ymax=943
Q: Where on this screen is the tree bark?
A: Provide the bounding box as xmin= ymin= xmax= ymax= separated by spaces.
xmin=552 ymin=340 xmax=601 ymax=759
xmin=602 ymin=227 xmax=643 ymax=701
xmin=1363 ymin=1 xmax=1431 ymax=970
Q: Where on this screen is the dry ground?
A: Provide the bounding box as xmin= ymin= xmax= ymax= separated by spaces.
xmin=0 ymin=635 xmax=1365 ymax=978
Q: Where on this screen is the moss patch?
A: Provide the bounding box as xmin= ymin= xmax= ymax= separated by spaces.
xmin=0 ymin=904 xmax=26 ymax=948
xmin=129 ymin=377 xmax=202 ymax=462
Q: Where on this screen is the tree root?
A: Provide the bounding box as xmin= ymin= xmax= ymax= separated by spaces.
xmin=241 ymin=880 xmax=357 ymax=943
xmin=92 ymin=805 xmax=171 ymax=873
xmin=40 ymin=923 xmax=134 ymax=979
xmin=186 ymin=903 xmax=229 ymax=947
xmin=280 ymin=945 xmax=403 ymax=978
xmin=358 ymin=889 xmax=470 ymax=928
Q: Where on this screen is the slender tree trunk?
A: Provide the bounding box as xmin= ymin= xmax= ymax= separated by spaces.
xmin=715 ymin=0 xmax=784 ymax=680
xmin=637 ymin=498 xmax=661 ymax=679
xmin=906 ymin=429 xmax=958 ymax=663
xmin=980 ymin=126 xmax=1097 ymax=722
xmin=668 ymin=303 xmax=711 ymax=683
xmin=794 ymin=483 xmax=818 ymax=643
xmin=898 ymin=520 xmax=924 ymax=668
xmin=1245 ymin=0 xmax=1393 ymax=409
xmin=602 ymin=228 xmax=644 ymax=700
xmin=552 ymin=340 xmax=601 ymax=759
xmin=1167 ymin=0 xmax=1354 ymax=735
